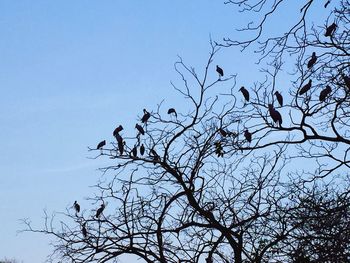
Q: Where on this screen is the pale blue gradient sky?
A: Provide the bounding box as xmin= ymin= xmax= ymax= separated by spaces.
xmin=0 ymin=1 xmax=330 ymax=262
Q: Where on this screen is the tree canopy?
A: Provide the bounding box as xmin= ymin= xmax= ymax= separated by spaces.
xmin=25 ymin=1 xmax=350 ymax=262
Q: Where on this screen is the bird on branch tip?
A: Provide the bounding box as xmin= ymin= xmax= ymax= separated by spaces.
xmin=274 ymin=91 xmax=283 ymax=107
xmin=113 ymin=125 xmax=123 ymax=137
xmin=324 ymin=0 xmax=330 ymax=8
xmin=299 ymin=80 xmax=312 ymax=95
xmin=219 ymin=128 xmax=228 ymax=137
xmin=115 ymin=133 xmax=124 ymax=155
xmin=167 ymin=108 xmax=177 ymax=118
xmin=239 ymin=86 xmax=250 ymax=102
xmin=140 ymin=144 xmax=145 ymax=156
xmin=74 ymin=201 xmax=80 ymax=214
xmin=307 ymin=52 xmax=317 ymax=69
xmin=216 ymin=65 xmax=224 ymax=77
xmin=95 ymin=204 xmax=105 ymax=218
xmin=319 ymin=85 xmax=332 ymax=102
xmin=325 ymin=22 xmax=337 ymax=37
xmin=135 ymin=123 xmax=145 ymax=135
xmin=244 ymin=129 xmax=252 ymax=143
xmin=268 ymin=104 xmax=282 ymax=127
xmin=214 ymin=141 xmax=224 ymax=157
xmin=131 ymin=146 xmax=137 ymax=157
xmin=141 ymin=109 xmax=151 ymax=123
xmin=82 ymin=222 xmax=87 ymax=238
xmin=96 ymin=140 xmax=106 ymax=150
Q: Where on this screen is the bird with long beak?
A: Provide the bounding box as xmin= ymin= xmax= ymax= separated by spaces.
xmin=141 ymin=109 xmax=151 ymax=123
xmin=299 ymin=80 xmax=312 ymax=95
xmin=96 ymin=140 xmax=106 ymax=150
xmin=167 ymin=108 xmax=177 ymax=118
xmin=95 ymin=204 xmax=105 ymax=219
xmin=307 ymin=52 xmax=317 ymax=69
xmin=74 ymin=201 xmax=80 ymax=214
xmin=239 ymin=86 xmax=250 ymax=102
xmin=113 ymin=125 xmax=123 ymax=137
xmin=319 ymin=85 xmax=332 ymax=102
xmin=274 ymin=91 xmax=283 ymax=107
xmin=140 ymin=144 xmax=145 ymax=156
xmin=216 ymin=65 xmax=224 ymax=77
xmin=244 ymin=130 xmax=252 ymax=143
xmin=135 ymin=123 xmax=145 ymax=135
xmin=325 ymin=23 xmax=336 ymax=37
xmin=268 ymin=104 xmax=283 ymax=127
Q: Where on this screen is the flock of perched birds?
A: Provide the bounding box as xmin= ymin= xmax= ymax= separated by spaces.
xmin=215 ymin=22 xmax=349 ymax=155
xmin=70 ymin=21 xmax=349 ymax=240
xmin=93 ymin=23 xmax=349 ymax=160
xmin=73 ymin=201 xmax=105 ymax=238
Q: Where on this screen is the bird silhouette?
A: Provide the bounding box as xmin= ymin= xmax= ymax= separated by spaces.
xmin=216 ymin=65 xmax=224 ymax=77
xmin=274 ymin=91 xmax=283 ymax=107
xmin=95 ymin=204 xmax=105 ymax=218
xmin=342 ymin=74 xmax=350 ymax=90
xmin=141 ymin=109 xmax=151 ymax=123
xmin=244 ymin=130 xmax=252 ymax=143
xmin=140 ymin=144 xmax=145 ymax=156
xmin=135 ymin=124 xmax=145 ymax=135
xmin=131 ymin=146 xmax=137 ymax=157
xmin=82 ymin=222 xmax=87 ymax=238
xmin=239 ymin=86 xmax=250 ymax=102
xmin=268 ymin=104 xmax=282 ymax=127
xmin=113 ymin=125 xmax=123 ymax=137
xmin=307 ymin=52 xmax=317 ymax=68
xmin=219 ymin=128 xmax=227 ymax=137
xmin=167 ymin=108 xmax=177 ymax=118
xmin=214 ymin=141 xmax=224 ymax=157
xmin=74 ymin=201 xmax=80 ymax=214
xmin=96 ymin=140 xmax=106 ymax=150
xmin=319 ymin=85 xmax=332 ymax=101
xmin=324 ymin=0 xmax=330 ymax=8
xmin=115 ymin=133 xmax=124 ymax=155
xmin=325 ymin=23 xmax=336 ymax=37
xmin=299 ymin=80 xmax=312 ymax=95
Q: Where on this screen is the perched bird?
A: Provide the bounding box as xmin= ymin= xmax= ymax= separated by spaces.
xmin=135 ymin=124 xmax=145 ymax=135
xmin=167 ymin=108 xmax=177 ymax=118
xmin=74 ymin=201 xmax=80 ymax=214
xmin=319 ymin=85 xmax=332 ymax=101
xmin=216 ymin=65 xmax=224 ymax=77
xmin=342 ymin=74 xmax=350 ymax=90
xmin=141 ymin=109 xmax=151 ymax=123
xmin=115 ymin=133 xmax=124 ymax=155
xmin=131 ymin=146 xmax=137 ymax=157
xmin=274 ymin=91 xmax=283 ymax=107
xmin=325 ymin=22 xmax=337 ymax=37
xmin=140 ymin=144 xmax=145 ymax=156
xmin=113 ymin=125 xmax=123 ymax=137
xmin=95 ymin=204 xmax=105 ymax=218
xmin=244 ymin=130 xmax=252 ymax=143
xmin=96 ymin=140 xmax=106 ymax=150
xmin=82 ymin=222 xmax=87 ymax=238
xmin=307 ymin=52 xmax=317 ymax=69
xmin=324 ymin=0 xmax=330 ymax=8
xmin=299 ymin=80 xmax=312 ymax=95
xmin=239 ymin=86 xmax=250 ymax=102
xmin=219 ymin=128 xmax=227 ymax=137
xmin=268 ymin=104 xmax=283 ymax=127
xmin=214 ymin=141 xmax=224 ymax=157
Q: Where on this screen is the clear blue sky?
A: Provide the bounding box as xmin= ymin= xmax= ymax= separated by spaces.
xmin=0 ymin=1 xmax=329 ymax=262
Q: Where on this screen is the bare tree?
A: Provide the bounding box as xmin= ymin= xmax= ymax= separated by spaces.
xmin=24 ymin=1 xmax=350 ymax=263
